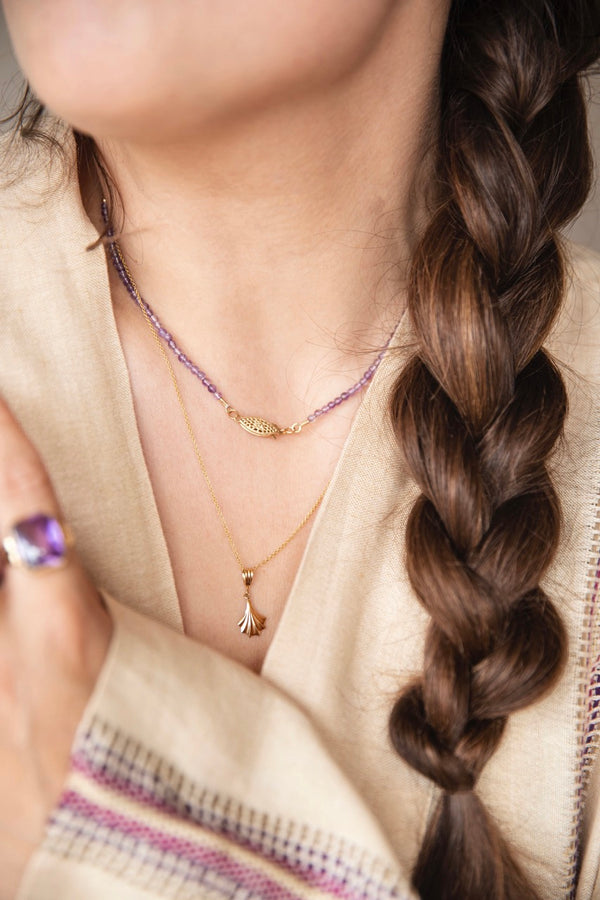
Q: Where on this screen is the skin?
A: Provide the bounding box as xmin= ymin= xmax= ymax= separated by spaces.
xmin=5 ymin=0 xmax=435 ymax=138
xmin=0 ymin=398 xmax=112 ymax=897
xmin=0 ymin=1 xmax=451 ymax=891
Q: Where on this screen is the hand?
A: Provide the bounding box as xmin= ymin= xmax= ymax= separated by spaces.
xmin=0 ymin=397 xmax=113 ymax=899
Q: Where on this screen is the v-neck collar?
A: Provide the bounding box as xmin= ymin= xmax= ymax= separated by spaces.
xmin=59 ymin=134 xmax=409 ymax=679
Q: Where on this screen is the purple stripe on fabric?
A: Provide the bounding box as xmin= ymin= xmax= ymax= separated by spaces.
xmin=59 ymin=789 xmax=306 ymax=900
xmin=58 ymin=788 xmax=374 ymax=900
xmin=71 ymin=751 xmax=171 ymax=811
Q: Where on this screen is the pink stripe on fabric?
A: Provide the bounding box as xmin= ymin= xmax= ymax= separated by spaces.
xmin=59 ymin=789 xmax=368 ymax=900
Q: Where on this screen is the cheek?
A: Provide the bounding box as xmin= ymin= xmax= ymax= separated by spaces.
xmin=3 ymin=0 xmax=173 ymax=129
xmin=2 ymin=0 xmax=401 ymax=140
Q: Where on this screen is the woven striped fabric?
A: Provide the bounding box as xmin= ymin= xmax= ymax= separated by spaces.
xmin=43 ymin=717 xmax=409 ymax=900
xmin=568 ymin=521 xmax=600 ymax=897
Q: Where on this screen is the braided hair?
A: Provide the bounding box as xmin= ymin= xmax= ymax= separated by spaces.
xmin=6 ymin=2 xmax=600 ymax=894
xmin=389 ymin=2 xmax=599 ymax=897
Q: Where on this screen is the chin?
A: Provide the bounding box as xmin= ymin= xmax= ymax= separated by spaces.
xmin=4 ymin=0 xmax=406 ymax=142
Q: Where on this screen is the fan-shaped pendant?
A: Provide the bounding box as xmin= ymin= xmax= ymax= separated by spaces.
xmin=238 ymin=416 xmax=281 ymax=438
xmin=238 ymin=598 xmax=267 ymax=637
xmin=237 ymin=569 xmax=267 ymax=637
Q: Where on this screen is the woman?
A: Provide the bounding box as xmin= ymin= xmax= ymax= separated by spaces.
xmin=0 ymin=1 xmax=599 ymax=898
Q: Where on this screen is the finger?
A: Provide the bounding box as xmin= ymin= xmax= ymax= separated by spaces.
xmin=0 ymin=398 xmax=111 ymax=735
xmin=0 ymin=398 xmax=60 ymax=521
xmin=0 ymin=396 xmax=81 ymax=596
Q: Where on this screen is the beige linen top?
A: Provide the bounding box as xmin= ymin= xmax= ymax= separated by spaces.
xmin=1 ymin=129 xmax=600 ymax=899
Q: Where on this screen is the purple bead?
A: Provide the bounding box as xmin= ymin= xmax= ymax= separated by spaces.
xmin=104 ymin=221 xmax=399 ymax=430
xmin=10 ymin=514 xmax=67 ymax=569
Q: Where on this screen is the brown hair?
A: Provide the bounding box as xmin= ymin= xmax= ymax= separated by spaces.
xmin=2 ymin=84 xmax=119 ymax=219
xmin=4 ymin=2 xmax=600 ymax=895
xmin=389 ymin=1 xmax=599 ymax=897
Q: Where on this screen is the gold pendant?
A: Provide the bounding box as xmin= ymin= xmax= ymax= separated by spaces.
xmin=237 ymin=569 xmax=267 ymax=637
xmin=238 ymin=416 xmax=281 ymax=438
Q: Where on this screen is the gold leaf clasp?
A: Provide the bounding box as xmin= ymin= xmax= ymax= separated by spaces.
xmin=238 ymin=416 xmax=281 ymax=438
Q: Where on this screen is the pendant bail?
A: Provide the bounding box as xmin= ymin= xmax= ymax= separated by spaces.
xmin=242 ymin=568 xmax=254 ymax=587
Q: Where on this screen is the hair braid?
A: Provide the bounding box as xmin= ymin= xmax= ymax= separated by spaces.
xmin=388 ymin=2 xmax=599 ymax=898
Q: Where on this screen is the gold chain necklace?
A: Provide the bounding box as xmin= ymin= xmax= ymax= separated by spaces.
xmin=109 ymin=240 xmax=329 ymax=637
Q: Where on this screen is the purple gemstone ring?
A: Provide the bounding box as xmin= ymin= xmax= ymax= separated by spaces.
xmin=2 ymin=513 xmax=74 ymax=572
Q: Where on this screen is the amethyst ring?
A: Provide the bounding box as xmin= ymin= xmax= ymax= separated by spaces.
xmin=2 ymin=513 xmax=74 ymax=572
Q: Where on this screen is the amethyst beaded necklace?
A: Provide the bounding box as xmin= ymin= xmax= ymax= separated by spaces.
xmin=103 ymin=201 xmax=394 ymax=438
xmin=102 ymin=202 xmax=333 ymax=637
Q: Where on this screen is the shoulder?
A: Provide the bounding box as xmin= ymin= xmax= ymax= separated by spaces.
xmin=547 ymin=239 xmax=600 ymax=381
xmin=0 ymin=123 xmax=92 ymax=313
xmin=564 ymin=239 xmax=600 ymax=308
xmin=0 ymin=119 xmax=77 ymax=242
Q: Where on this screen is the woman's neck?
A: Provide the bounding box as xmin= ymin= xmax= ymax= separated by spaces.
xmin=90 ymin=2 xmax=446 ymax=411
